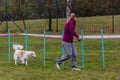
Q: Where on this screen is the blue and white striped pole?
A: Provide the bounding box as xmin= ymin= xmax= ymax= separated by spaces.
xmin=8 ymin=29 xmax=10 ymax=64
xmin=81 ymin=30 xmax=84 ymax=68
xmin=101 ymin=29 xmax=105 ymax=67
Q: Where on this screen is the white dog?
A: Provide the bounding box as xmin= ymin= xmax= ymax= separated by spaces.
xmin=12 ymin=44 xmax=36 ymax=65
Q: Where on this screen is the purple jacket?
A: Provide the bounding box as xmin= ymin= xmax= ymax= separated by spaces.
xmin=63 ymin=18 xmax=79 ymax=43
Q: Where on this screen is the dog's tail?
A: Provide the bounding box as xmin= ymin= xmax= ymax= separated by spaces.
xmin=12 ymin=44 xmax=23 ymax=50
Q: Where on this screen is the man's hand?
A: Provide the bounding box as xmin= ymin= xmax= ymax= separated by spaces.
xmin=78 ymin=36 xmax=83 ymax=41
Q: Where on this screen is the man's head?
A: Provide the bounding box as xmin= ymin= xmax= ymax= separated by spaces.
xmin=69 ymin=13 xmax=76 ymax=19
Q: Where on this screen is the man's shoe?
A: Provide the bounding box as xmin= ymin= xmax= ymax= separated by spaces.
xmin=72 ymin=67 xmax=80 ymax=71
xmin=56 ymin=63 xmax=60 ymax=70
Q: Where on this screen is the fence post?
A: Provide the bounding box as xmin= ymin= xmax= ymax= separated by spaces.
xmin=44 ymin=30 xmax=46 ymax=66
xmin=62 ymin=30 xmax=64 ymax=67
xmin=26 ymin=30 xmax=28 ymax=51
xmin=101 ymin=29 xmax=105 ymax=67
xmin=81 ymin=29 xmax=84 ymax=68
xmin=8 ymin=29 xmax=10 ymax=64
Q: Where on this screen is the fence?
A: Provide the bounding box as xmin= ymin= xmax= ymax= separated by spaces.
xmin=0 ymin=0 xmax=120 ymax=34
xmin=0 ymin=29 xmax=118 ymax=68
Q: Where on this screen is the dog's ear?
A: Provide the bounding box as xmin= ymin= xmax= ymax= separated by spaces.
xmin=30 ymin=51 xmax=34 ymax=55
xmin=31 ymin=51 xmax=36 ymax=57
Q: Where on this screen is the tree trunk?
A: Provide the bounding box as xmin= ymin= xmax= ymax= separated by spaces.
xmin=48 ymin=7 xmax=52 ymax=31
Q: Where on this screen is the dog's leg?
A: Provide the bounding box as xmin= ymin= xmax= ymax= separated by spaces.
xmin=15 ymin=59 xmax=17 ymax=65
xmin=25 ymin=59 xmax=28 ymax=65
xmin=21 ymin=58 xmax=25 ymax=64
xmin=14 ymin=54 xmax=18 ymax=65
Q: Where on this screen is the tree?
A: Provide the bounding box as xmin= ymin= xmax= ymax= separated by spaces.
xmin=3 ymin=0 xmax=120 ymax=20
xmin=46 ymin=0 xmax=54 ymax=31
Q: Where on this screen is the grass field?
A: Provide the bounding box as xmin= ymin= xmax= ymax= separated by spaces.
xmin=0 ymin=35 xmax=120 ymax=80
xmin=0 ymin=15 xmax=120 ymax=34
xmin=0 ymin=15 xmax=120 ymax=80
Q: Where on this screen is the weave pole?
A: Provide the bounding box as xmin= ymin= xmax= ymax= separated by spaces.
xmin=81 ymin=30 xmax=84 ymax=68
xmin=43 ymin=30 xmax=46 ymax=66
xmin=26 ymin=30 xmax=28 ymax=51
xmin=101 ymin=29 xmax=105 ymax=67
xmin=8 ymin=29 xmax=10 ymax=64
xmin=62 ymin=30 xmax=64 ymax=67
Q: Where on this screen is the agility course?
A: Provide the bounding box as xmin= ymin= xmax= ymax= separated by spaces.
xmin=0 ymin=28 xmax=120 ymax=79
xmin=6 ymin=29 xmax=120 ymax=67
xmin=0 ymin=0 xmax=120 ymax=80
xmin=6 ymin=28 xmax=120 ymax=70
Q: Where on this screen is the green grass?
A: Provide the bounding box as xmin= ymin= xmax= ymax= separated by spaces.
xmin=0 ymin=15 xmax=120 ymax=79
xmin=0 ymin=36 xmax=120 ymax=80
